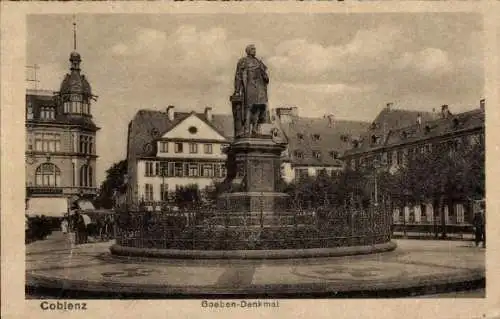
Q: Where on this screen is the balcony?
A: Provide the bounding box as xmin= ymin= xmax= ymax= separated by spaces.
xmin=26 ymin=186 xmax=63 ymax=196
xmin=26 ymin=186 xmax=97 ymax=196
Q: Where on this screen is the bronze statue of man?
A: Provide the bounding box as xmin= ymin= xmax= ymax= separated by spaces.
xmin=233 ymin=44 xmax=270 ymax=136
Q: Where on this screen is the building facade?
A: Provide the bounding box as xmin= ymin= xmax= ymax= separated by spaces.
xmin=126 ymin=106 xmax=369 ymax=207
xmin=342 ymin=101 xmax=485 ymax=227
xmin=25 ymin=50 xmax=99 ymax=216
xmin=274 ymin=107 xmax=369 ymax=182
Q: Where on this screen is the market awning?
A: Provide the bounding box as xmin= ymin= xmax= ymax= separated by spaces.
xmin=77 ymin=200 xmax=95 ymax=211
xmin=26 ymin=197 xmax=68 ymax=217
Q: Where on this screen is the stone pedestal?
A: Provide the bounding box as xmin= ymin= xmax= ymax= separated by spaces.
xmin=218 ymin=137 xmax=288 ymax=213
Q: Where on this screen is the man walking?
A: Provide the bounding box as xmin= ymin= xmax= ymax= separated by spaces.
xmin=472 ymin=208 xmax=485 ymax=248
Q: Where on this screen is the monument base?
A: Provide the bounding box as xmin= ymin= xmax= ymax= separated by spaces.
xmin=217 ymin=192 xmax=289 ymax=214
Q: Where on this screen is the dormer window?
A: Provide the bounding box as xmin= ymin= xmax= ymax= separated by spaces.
xmin=371 ymin=135 xmax=380 ymax=145
xmin=425 ymin=125 xmax=431 ymax=134
xmin=27 ymin=101 xmax=34 ymax=120
xmin=312 ymin=134 xmax=321 ymax=141
xmin=312 ymin=151 xmax=321 ymax=159
xmin=40 ymin=106 xmax=55 ymax=120
xmin=329 ymin=151 xmax=339 ymax=159
xmin=294 ymin=150 xmax=304 ymax=159
xmin=340 ymin=134 xmax=349 ymax=142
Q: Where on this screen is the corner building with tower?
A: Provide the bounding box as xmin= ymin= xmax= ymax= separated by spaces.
xmin=25 ymin=49 xmax=99 ymax=216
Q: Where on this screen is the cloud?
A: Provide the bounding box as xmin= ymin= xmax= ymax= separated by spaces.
xmin=395 ymin=48 xmax=453 ymax=76
xmin=267 ymin=25 xmax=408 ymax=84
xmin=278 ymin=82 xmax=376 ymax=95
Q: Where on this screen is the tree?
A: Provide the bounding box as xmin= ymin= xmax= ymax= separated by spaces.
xmin=174 ymin=184 xmax=202 ymax=209
xmin=94 ymin=160 xmax=127 ymax=209
xmin=383 ymin=137 xmax=485 ymax=238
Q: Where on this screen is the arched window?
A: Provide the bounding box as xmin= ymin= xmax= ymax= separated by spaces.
xmin=35 ymin=163 xmax=61 ymax=186
xmin=80 ymin=165 xmax=93 ymax=187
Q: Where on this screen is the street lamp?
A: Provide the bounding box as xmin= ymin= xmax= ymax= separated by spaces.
xmin=373 ymin=159 xmax=380 ymax=207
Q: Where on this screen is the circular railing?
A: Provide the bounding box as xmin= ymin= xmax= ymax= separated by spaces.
xmin=114 ymin=205 xmax=392 ymax=251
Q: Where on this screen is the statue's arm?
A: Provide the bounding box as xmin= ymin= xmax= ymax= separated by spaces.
xmin=234 ymin=58 xmax=246 ymax=95
xmin=260 ymin=60 xmax=269 ymax=84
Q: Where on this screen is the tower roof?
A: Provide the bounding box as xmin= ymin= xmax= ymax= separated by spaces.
xmin=59 ymin=19 xmax=92 ymax=96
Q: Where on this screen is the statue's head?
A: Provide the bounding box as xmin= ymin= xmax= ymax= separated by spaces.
xmin=245 ymin=44 xmax=256 ymax=57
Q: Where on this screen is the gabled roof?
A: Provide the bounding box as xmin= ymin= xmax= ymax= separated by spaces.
xmin=127 ymin=110 xmax=233 ymax=158
xmin=278 ymin=116 xmax=370 ymax=166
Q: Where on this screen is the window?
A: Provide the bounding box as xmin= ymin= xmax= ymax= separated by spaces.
xmin=294 ymin=150 xmax=304 ymax=159
xmin=220 ymin=164 xmax=227 ymax=178
xmin=297 ymin=133 xmax=304 ymax=140
xmin=175 ymin=143 xmax=183 ymax=153
xmin=312 ymin=151 xmax=321 ymax=159
xmin=174 ymin=162 xmax=184 ymax=177
xmin=214 ymin=164 xmax=221 ymax=178
xmin=202 ymin=164 xmax=213 ymax=177
xmin=188 ymin=163 xmax=199 ymax=177
xmin=312 ymin=134 xmax=321 ymax=141
xmin=159 ymin=142 xmax=168 ymax=153
xmin=27 ymin=101 xmax=34 ymax=120
xmin=204 ymin=144 xmax=213 ymax=154
xmin=80 ymin=165 xmax=93 ymax=187
xmin=144 ymin=184 xmax=154 ymax=201
xmin=40 ymin=107 xmax=55 ymax=120
xmin=189 ymin=143 xmax=198 ymax=154
xmin=396 ymin=150 xmax=403 ymax=165
xmin=145 ymin=162 xmax=154 ymax=177
xmin=160 ymin=184 xmax=168 ymax=201
xmin=72 ymin=163 xmax=76 ymax=186
xmin=79 ymin=135 xmax=94 ymax=154
xmin=155 ymin=162 xmax=160 ymax=176
xmin=167 ymin=162 xmax=175 ymax=177
xmin=35 ymin=163 xmax=61 ymax=187
xmin=188 ymin=126 xmax=198 ymax=134
xmin=34 ymin=133 xmax=61 ymax=152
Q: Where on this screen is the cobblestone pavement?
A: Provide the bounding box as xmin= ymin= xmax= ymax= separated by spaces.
xmin=26 ymin=232 xmax=485 ymax=297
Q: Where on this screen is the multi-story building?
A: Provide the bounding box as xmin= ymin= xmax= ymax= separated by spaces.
xmin=274 ymin=107 xmax=369 ymax=182
xmin=342 ymin=100 xmax=485 ymax=227
xmin=25 ymin=50 xmax=99 ymax=217
xmin=126 ymin=106 xmax=369 ymax=207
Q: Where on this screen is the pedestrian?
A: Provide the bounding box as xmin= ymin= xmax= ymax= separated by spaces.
xmin=61 ymin=217 xmax=68 ymax=234
xmin=472 ymin=209 xmax=485 ymax=248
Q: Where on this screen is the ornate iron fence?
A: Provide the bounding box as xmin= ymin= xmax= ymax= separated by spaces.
xmin=115 ymin=203 xmax=392 ymax=250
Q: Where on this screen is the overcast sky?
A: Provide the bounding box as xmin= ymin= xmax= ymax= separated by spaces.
xmin=27 ymin=13 xmax=484 ymax=184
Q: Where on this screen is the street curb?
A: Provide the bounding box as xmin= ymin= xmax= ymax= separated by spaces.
xmin=109 ymin=241 xmax=397 ymax=259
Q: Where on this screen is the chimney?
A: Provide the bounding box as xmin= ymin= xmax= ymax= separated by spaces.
xmin=166 ymin=105 xmax=175 ymax=121
xmin=416 ymin=113 xmax=422 ymax=126
xmin=441 ymin=104 xmax=450 ymax=119
xmin=386 ymin=102 xmax=393 ymax=111
xmin=276 ymin=107 xmax=299 ymax=124
xmin=204 ymin=107 xmax=213 ymax=122
xmin=327 ymin=114 xmax=335 ymax=127
xmin=480 ymin=98 xmax=485 ymax=112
